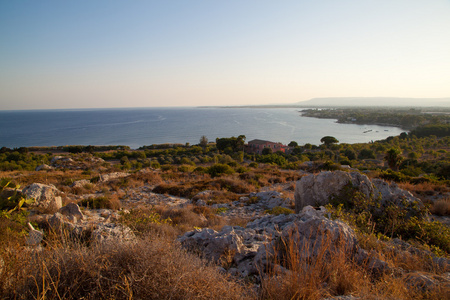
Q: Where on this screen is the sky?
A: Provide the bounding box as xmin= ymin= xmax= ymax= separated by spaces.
xmin=1 ymin=0 xmax=450 ymax=110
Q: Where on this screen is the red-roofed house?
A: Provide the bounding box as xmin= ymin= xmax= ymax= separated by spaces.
xmin=246 ymin=139 xmax=288 ymax=154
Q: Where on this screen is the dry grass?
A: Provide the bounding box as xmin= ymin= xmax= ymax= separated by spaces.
xmin=78 ymin=194 xmax=122 ymax=210
xmin=152 ymin=176 xmax=253 ymax=203
xmin=430 ymin=197 xmax=450 ymax=216
xmin=129 ymin=170 xmax=163 ymax=186
xmin=260 ymin=228 xmax=448 ymax=300
xmin=155 ymin=204 xmax=228 ymax=232
xmin=2 ymin=234 xmax=254 ymax=300
xmin=5 ymin=170 xmax=88 ymax=189
xmin=398 ymin=181 xmax=449 ymax=196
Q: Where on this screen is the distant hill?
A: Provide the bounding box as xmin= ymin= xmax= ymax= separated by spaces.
xmin=296 ymin=97 xmax=450 ymax=107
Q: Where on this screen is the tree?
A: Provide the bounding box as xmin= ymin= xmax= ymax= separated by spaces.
xmin=199 ymin=135 xmax=208 ymax=148
xmin=385 ymin=148 xmax=403 ymax=171
xmin=262 ymin=147 xmax=273 ymax=155
xmin=216 ymin=135 xmax=246 ymax=153
xmin=358 ymin=149 xmax=375 ymax=159
xmin=320 ymin=136 xmax=339 ymax=146
xmin=344 ymin=149 xmax=356 ymax=160
xmin=288 ymin=141 xmax=298 ymax=147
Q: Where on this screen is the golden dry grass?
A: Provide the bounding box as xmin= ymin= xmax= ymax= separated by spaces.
xmin=260 ymin=229 xmax=448 ymax=300
xmin=2 ymin=234 xmax=254 ymax=300
xmin=398 ymin=181 xmax=449 ymax=196
xmin=431 ymin=197 xmax=450 ymax=216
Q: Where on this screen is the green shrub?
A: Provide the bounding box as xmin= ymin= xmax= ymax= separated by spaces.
xmin=207 ymin=164 xmax=235 ymax=178
xmin=379 ymin=169 xmax=411 ymax=182
xmin=397 ymin=217 xmax=450 ymax=254
xmin=327 ymin=182 xmax=446 ymax=254
xmin=178 ymin=165 xmax=193 ymax=173
xmin=321 ymin=160 xmax=341 ymax=171
xmin=161 ymin=164 xmax=176 ymax=171
xmin=0 ymin=178 xmax=34 ymax=212
xmin=265 ymin=206 xmax=294 ymax=215
xmin=193 ymin=166 xmax=207 ymax=174
xmin=150 ymin=160 xmax=161 ymax=169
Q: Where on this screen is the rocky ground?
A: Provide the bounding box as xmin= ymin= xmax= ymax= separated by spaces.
xmin=3 ymin=157 xmax=450 ymax=298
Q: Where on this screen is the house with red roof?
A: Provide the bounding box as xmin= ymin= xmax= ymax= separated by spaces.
xmin=246 ymin=139 xmax=288 ymax=154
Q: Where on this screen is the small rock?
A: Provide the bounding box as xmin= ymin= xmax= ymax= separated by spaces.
xmin=26 ymin=222 xmax=43 ymax=246
xmin=70 ymin=179 xmax=92 ymax=189
xmin=35 ymin=164 xmax=54 ymax=171
xmin=98 ymin=172 xmax=129 ymax=183
xmin=59 ymin=202 xmax=84 ymax=221
xmin=91 ymin=223 xmax=135 ymax=245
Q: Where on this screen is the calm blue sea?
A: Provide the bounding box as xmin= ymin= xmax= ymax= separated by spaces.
xmin=0 ymin=107 xmax=404 ymax=149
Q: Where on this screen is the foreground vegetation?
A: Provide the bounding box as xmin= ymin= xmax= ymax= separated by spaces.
xmin=1 ymin=110 xmax=450 ymax=299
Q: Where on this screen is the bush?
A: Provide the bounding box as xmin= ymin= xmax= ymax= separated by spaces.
xmin=327 ymin=182 xmax=446 ymax=254
xmin=206 ymin=164 xmax=235 ymax=178
xmin=265 ymin=206 xmax=294 ymax=215
xmin=358 ymin=149 xmax=375 ymax=159
xmin=150 ymin=160 xmax=161 ymax=169
xmin=397 ymin=217 xmax=450 ymax=253
xmin=379 ymin=169 xmax=411 ymax=183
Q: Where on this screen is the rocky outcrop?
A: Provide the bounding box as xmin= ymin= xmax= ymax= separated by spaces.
xmin=294 ymin=171 xmax=423 ymax=214
xmin=49 ymin=155 xmax=106 ymax=170
xmin=98 ymin=172 xmax=129 ymax=183
xmin=248 ymin=191 xmax=292 ymax=209
xmin=42 ymin=202 xmax=133 ymax=245
xmin=22 ymin=183 xmax=62 ymax=212
xmin=35 ymin=164 xmax=54 ymax=171
xmin=58 ymin=202 xmax=84 ymax=221
xmin=294 ymin=171 xmax=373 ymax=212
xmin=91 ymin=223 xmax=135 ymax=245
xmin=123 ymin=186 xmax=190 ymax=207
xmin=178 ymin=205 xmax=357 ymax=278
xmin=404 ymin=271 xmax=450 ymax=292
xmin=371 ymin=179 xmax=424 ymax=212
xmin=70 ymin=179 xmax=92 ymax=189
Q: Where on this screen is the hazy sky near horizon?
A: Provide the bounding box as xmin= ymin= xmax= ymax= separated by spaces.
xmin=1 ymin=0 xmax=450 ymax=110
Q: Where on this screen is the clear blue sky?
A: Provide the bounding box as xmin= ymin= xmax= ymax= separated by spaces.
xmin=1 ymin=0 xmax=449 ymax=110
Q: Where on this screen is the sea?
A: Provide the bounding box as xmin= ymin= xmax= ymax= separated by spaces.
xmin=0 ymin=107 xmax=404 ymax=149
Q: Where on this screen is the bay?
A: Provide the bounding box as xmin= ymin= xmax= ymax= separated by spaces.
xmin=0 ymin=107 xmax=404 ymax=149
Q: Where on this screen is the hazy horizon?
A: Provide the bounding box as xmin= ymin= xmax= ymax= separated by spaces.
xmin=1 ymin=1 xmax=450 ymax=110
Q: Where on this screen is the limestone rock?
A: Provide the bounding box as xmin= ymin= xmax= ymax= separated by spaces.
xmin=282 ymin=213 xmax=358 ymax=260
xmin=403 ymin=272 xmax=444 ymax=291
xmin=48 ymin=212 xmax=77 ymax=231
xmin=294 ymin=171 xmax=423 ymax=215
xmin=70 ymin=179 xmax=92 ymax=189
xmin=59 ymin=202 xmax=84 ymax=221
xmin=249 ymin=191 xmax=291 ymax=209
xmin=294 ymin=171 xmax=373 ymax=212
xmin=91 ymin=223 xmax=135 ymax=245
xmin=372 ymin=179 xmax=424 ymax=211
xmin=22 ymin=183 xmax=62 ymax=211
xmin=356 ymin=248 xmax=392 ymax=276
xmin=35 ymin=164 xmax=54 ymax=171
xmin=178 ymin=205 xmax=357 ymax=278
xmin=26 ymin=222 xmax=44 ymax=246
xmin=98 ymin=172 xmax=129 ymax=183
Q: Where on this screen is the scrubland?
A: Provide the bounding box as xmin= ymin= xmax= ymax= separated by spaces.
xmin=1 ymin=128 xmax=450 ymax=299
